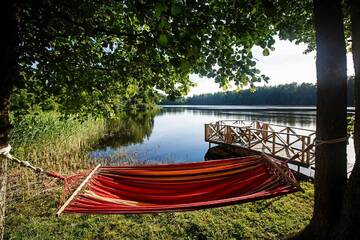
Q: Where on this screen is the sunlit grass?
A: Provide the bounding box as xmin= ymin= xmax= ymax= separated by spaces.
xmin=6 ymin=182 xmax=313 ymax=240
xmin=7 ymin=112 xmax=106 ymax=214
xmin=10 ymin=112 xmax=105 ymax=172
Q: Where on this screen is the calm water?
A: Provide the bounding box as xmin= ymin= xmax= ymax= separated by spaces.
xmin=90 ymin=105 xmax=354 ymax=170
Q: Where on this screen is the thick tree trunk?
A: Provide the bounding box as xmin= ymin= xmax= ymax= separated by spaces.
xmin=0 ymin=1 xmax=18 ymax=239
xmin=312 ymin=0 xmax=348 ymax=234
xmin=333 ymin=1 xmax=360 ymax=239
xmin=294 ymin=0 xmax=348 ymax=239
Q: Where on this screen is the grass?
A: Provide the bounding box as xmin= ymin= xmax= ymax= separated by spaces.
xmin=7 ymin=112 xmax=106 ymax=217
xmin=5 ymin=111 xmax=314 ymax=240
xmin=10 ymin=112 xmax=106 ymax=172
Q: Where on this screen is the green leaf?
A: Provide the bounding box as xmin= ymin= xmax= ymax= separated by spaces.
xmin=155 ymin=3 xmax=165 ymax=18
xmin=158 ymin=34 xmax=168 ymax=46
xmin=143 ymin=24 xmax=150 ymax=32
xmin=251 ymin=6 xmax=257 ymax=14
xmin=171 ymin=5 xmax=181 ymax=16
xmin=262 ymin=48 xmax=270 ymax=56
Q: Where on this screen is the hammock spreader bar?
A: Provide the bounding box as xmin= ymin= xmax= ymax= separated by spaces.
xmin=57 ymin=154 xmax=301 ymax=215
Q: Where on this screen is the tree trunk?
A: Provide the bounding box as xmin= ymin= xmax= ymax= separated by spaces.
xmin=312 ymin=0 xmax=348 ymax=234
xmin=333 ymin=1 xmax=360 ymax=239
xmin=294 ymin=0 xmax=348 ymax=239
xmin=0 ymin=1 xmax=18 ymax=239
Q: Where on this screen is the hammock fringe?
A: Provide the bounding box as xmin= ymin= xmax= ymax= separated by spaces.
xmin=261 ymin=154 xmax=303 ymax=192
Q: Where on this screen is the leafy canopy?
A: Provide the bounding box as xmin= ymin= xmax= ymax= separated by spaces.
xmin=14 ymin=0 xmax=314 ymax=117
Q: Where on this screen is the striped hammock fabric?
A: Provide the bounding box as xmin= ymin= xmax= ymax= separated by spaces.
xmin=58 ymin=155 xmax=301 ymax=215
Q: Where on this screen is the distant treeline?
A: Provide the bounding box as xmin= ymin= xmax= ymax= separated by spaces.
xmin=162 ymin=79 xmax=355 ymax=106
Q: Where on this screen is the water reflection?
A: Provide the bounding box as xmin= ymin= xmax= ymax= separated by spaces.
xmin=157 ymin=108 xmax=316 ymax=128
xmin=90 ymin=106 xmax=320 ymax=165
xmin=97 ymin=110 xmax=157 ymax=148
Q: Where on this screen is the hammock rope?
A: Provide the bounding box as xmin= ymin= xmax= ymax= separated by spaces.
xmin=289 ymin=136 xmax=349 ymax=162
xmin=315 ymin=136 xmax=349 ymax=145
xmin=0 ymin=144 xmax=70 ymax=181
xmin=0 ymin=144 xmax=89 ymax=203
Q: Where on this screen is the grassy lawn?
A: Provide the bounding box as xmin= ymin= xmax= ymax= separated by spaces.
xmin=5 ymin=112 xmax=313 ymax=240
xmin=6 ymin=182 xmax=313 ymax=240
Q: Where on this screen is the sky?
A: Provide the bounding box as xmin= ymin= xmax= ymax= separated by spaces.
xmin=188 ymin=39 xmax=354 ymax=96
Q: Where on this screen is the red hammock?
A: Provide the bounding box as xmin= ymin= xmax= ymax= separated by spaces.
xmin=57 ymin=155 xmax=301 ymax=215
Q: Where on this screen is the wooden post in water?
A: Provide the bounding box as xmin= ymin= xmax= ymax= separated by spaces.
xmin=204 ymin=124 xmax=209 ymax=141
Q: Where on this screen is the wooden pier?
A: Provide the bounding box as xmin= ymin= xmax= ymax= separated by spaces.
xmin=205 ymin=120 xmax=316 ymax=168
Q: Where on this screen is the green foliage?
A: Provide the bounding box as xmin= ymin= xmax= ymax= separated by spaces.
xmin=262 ymin=48 xmax=270 ymax=56
xmin=9 ymin=112 xmax=106 ymax=174
xmin=15 ymin=0 xmax=320 ymax=117
xmin=12 ymin=0 xmax=357 ymax=118
xmin=10 ymin=112 xmax=96 ymax=147
xmin=157 ymin=34 xmax=168 ymax=46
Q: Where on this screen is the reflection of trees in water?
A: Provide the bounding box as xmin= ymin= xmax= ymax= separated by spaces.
xmin=157 ymin=106 xmax=187 ymax=115
xmin=97 ymin=109 xmax=158 ymax=148
xmin=96 ymin=107 xmax=316 ymax=150
xmin=160 ymin=107 xmax=316 ymax=128
xmin=234 ymin=112 xmax=316 ymax=128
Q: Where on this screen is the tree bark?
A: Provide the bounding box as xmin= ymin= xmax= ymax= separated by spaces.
xmin=0 ymin=1 xmax=18 ymax=239
xmin=295 ymin=0 xmax=348 ymax=239
xmin=333 ymin=1 xmax=360 ymax=239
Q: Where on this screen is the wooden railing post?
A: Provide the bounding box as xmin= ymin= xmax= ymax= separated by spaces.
xmin=286 ymin=127 xmax=290 ymax=146
xmin=263 ymin=123 xmax=269 ymax=142
xmin=204 ymin=120 xmax=316 ymax=168
xmin=272 ymin=132 xmax=276 ymax=155
xmin=301 ymin=136 xmax=306 ymax=163
xmin=256 ymin=121 xmax=260 ymax=136
xmin=205 ymin=124 xmax=209 ymax=141
xmin=306 ymin=136 xmax=310 ymax=164
xmin=225 ymin=126 xmax=233 ymax=144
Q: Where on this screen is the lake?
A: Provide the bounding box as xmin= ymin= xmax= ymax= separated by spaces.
xmin=90 ymin=105 xmax=354 ymax=172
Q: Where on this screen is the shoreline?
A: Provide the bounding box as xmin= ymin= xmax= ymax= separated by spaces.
xmin=161 ymin=104 xmax=355 ymax=113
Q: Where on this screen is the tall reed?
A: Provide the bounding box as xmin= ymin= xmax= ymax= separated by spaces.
xmin=7 ymin=112 xmax=106 ymax=208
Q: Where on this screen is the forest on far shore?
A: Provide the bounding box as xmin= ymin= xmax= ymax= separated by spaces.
xmin=162 ymin=78 xmax=355 ymax=106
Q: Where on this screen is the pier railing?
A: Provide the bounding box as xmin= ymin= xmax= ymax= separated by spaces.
xmin=205 ymin=120 xmax=316 ymax=166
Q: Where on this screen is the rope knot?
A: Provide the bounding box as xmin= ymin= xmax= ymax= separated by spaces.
xmin=22 ymin=161 xmax=31 ymax=167
xmin=315 ymin=136 xmax=349 ymax=146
